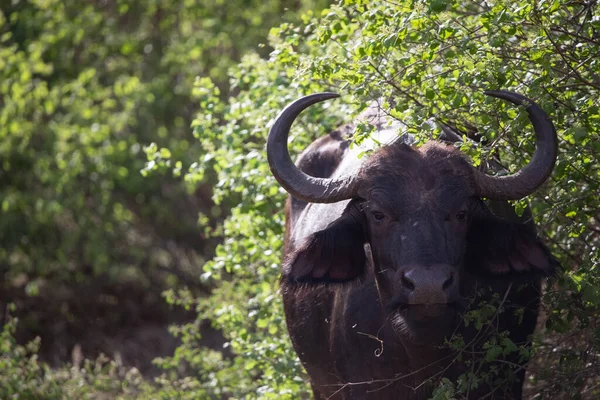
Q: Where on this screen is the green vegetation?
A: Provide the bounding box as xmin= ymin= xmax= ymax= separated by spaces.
xmin=0 ymin=0 xmax=326 ymax=397
xmin=1 ymin=0 xmax=599 ymax=398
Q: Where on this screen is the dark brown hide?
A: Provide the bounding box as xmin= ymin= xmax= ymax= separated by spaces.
xmin=275 ymin=94 xmax=559 ymax=399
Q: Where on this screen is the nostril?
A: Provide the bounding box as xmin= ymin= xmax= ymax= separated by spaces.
xmin=442 ymin=273 xmax=454 ymax=291
xmin=401 ymin=275 xmax=415 ymax=291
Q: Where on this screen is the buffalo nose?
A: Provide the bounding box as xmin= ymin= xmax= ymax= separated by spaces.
xmin=397 ymin=265 xmax=458 ymax=304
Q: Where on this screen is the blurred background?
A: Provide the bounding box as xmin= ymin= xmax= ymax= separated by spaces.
xmin=0 ymin=0 xmax=328 ymax=396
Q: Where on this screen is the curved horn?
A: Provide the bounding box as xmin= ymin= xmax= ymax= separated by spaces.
xmin=267 ymin=93 xmax=360 ymax=203
xmin=473 ymin=90 xmax=558 ymax=200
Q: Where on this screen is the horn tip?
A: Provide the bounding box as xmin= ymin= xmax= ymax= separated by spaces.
xmin=319 ymin=92 xmax=340 ymax=99
xmin=483 ymin=90 xmax=528 ymax=106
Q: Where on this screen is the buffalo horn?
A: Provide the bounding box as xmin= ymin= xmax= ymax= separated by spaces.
xmin=474 ymin=90 xmax=558 ymax=200
xmin=267 ymin=93 xmax=360 ymax=203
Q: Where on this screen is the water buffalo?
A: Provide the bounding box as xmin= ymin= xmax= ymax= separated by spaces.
xmin=267 ymin=91 xmax=559 ymax=399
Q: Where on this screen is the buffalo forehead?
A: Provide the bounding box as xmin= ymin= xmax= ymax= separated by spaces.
xmin=363 ymin=141 xmax=474 ymax=211
xmin=365 ymin=170 xmax=472 ymax=215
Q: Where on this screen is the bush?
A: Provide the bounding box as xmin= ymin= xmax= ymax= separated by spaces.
xmin=162 ymin=0 xmax=599 ymax=398
xmin=2 ymin=0 xmax=598 ymax=398
xmin=0 ymin=0 xmax=327 ymax=373
xmin=0 ymin=304 xmax=159 ymax=399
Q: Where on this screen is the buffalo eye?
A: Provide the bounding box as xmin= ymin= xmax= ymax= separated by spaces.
xmin=372 ymin=211 xmax=386 ymax=221
xmin=455 ymin=210 xmax=467 ymax=221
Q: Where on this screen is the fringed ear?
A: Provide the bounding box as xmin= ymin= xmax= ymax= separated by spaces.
xmin=466 ymin=217 xmax=559 ymax=278
xmin=283 ymin=201 xmax=366 ymax=283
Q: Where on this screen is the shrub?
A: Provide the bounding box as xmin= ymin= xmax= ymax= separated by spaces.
xmin=162 ymin=0 xmax=600 ymax=398
xmin=0 ymin=0 xmax=327 ymax=373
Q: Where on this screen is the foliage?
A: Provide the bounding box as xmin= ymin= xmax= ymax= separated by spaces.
xmin=2 ymin=0 xmax=599 ymax=398
xmin=152 ymin=53 xmax=334 ymax=399
xmin=0 ymin=0 xmax=327 ymax=374
xmin=161 ymin=0 xmax=600 ymax=398
xmin=0 ymin=304 xmax=159 ymax=399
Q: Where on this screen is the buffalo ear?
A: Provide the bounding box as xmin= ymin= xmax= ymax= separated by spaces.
xmin=283 ymin=201 xmax=366 ymax=283
xmin=466 ymin=218 xmax=559 ymax=278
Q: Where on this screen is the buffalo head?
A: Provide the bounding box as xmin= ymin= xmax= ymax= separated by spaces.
xmin=267 ymin=91 xmax=559 ymax=342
